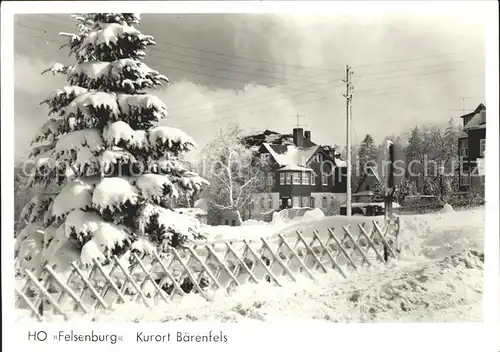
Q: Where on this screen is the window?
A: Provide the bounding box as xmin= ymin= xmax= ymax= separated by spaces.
xmin=321 ymin=174 xmax=328 ymax=186
xmin=332 ymin=169 xmax=336 ymax=186
xmin=302 ymin=172 xmax=310 ymax=185
xmin=302 ymin=196 xmax=310 ymax=208
xmin=231 ymin=220 xmax=236 ymax=226
xmin=260 ymin=197 xmax=265 ymax=209
xmin=268 ymin=197 xmax=273 ymax=209
xmin=480 ymin=175 xmax=485 ymax=186
xmin=286 ymin=172 xmax=292 ymax=185
xmin=480 ymin=139 xmax=486 ymax=157
xmin=315 ymin=154 xmax=323 ymax=163
xmin=280 ymin=173 xmax=285 ymax=185
xmin=322 ymin=196 xmax=327 ymax=208
xmin=459 ymin=139 xmax=469 ymax=157
xmin=310 ymin=172 xmax=316 ymax=185
xmin=365 ymin=185 xmax=371 ymax=191
xmin=310 ymin=197 xmax=315 ymax=208
xmin=460 ymin=171 xmax=471 ymax=186
xmin=292 ymin=172 xmax=301 ymax=185
xmin=464 ymin=116 xmax=472 ymax=126
xmin=292 ymin=196 xmax=301 ymax=208
xmin=261 ymin=153 xmax=270 ymax=164
xmin=267 ymin=173 xmax=274 ymax=187
xmin=225 ymin=220 xmax=229 ymax=225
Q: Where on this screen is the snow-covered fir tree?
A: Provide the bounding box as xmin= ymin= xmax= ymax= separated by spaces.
xmin=15 ymin=13 xmax=209 ymax=274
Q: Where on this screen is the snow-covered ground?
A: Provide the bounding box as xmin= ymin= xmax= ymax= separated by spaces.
xmin=16 ymin=206 xmax=484 ymax=322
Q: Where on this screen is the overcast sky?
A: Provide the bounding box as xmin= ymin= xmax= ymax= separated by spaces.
xmin=14 ymin=10 xmax=485 ymax=162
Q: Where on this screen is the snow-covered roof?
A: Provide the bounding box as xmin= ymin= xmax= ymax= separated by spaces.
xmin=241 ymin=129 xmax=271 ymax=138
xmin=263 ymin=143 xmax=319 ymax=167
xmin=334 ymin=158 xmax=347 ymax=167
xmin=366 ymin=166 xmax=382 ymax=184
xmin=353 ymin=191 xmax=375 ymax=197
xmin=241 ymin=129 xmax=294 ymax=148
xmin=297 ymin=146 xmax=320 ymax=165
xmin=464 ymin=110 xmax=486 ymax=130
xmin=341 ymin=202 xmax=401 ymax=209
xmin=461 ymin=104 xmax=486 ymax=131
xmin=277 ymin=164 xmax=313 ymax=172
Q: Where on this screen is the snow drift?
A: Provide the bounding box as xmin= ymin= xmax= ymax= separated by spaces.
xmin=15 ymin=207 xmax=485 ymax=323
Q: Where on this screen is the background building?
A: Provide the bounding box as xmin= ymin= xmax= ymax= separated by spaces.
xmin=242 ymin=128 xmax=347 ymax=220
xmin=457 ymin=103 xmax=486 ymax=193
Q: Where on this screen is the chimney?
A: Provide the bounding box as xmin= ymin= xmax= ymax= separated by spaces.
xmin=293 ymin=128 xmax=304 ymax=147
xmin=304 ymin=130 xmax=311 ymax=142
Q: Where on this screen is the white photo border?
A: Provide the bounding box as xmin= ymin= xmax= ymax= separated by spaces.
xmin=2 ymin=2 xmax=499 ymax=352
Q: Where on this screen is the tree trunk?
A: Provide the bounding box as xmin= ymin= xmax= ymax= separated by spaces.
xmin=235 ymin=209 xmax=243 ymax=226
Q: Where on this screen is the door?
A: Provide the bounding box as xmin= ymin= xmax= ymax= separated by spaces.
xmin=280 ymin=197 xmax=291 ymax=209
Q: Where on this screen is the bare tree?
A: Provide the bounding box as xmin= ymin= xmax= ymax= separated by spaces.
xmin=199 ymin=124 xmax=270 ymax=224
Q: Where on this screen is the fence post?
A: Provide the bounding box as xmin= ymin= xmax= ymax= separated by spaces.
xmin=384 ymin=143 xmax=395 ymax=262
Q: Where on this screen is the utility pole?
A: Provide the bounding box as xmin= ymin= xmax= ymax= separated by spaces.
xmin=343 ymin=65 xmax=354 ymax=216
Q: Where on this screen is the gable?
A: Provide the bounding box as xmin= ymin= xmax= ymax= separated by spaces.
xmin=355 ymin=167 xmax=382 ymax=193
xmin=461 ymin=103 xmax=486 ymax=119
xmin=306 ymin=146 xmax=347 ymax=167
xmin=258 ymin=144 xmax=279 ymax=165
xmin=464 ymin=107 xmax=487 ymax=131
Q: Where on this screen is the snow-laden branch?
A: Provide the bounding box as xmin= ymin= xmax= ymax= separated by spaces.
xmin=41 ymin=63 xmax=68 ymax=76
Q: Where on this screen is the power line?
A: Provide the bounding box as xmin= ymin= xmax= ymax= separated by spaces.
xmin=173 ymin=95 xmax=335 ymax=130
xmin=30 ymin=15 xmax=346 ymax=73
xmin=16 ymin=32 xmax=473 ymax=130
xmin=23 ymin=16 xmax=473 ymax=74
xmin=15 ymin=23 xmax=343 ymax=87
xmin=148 ymin=46 xmax=334 ymax=81
xmin=14 ymin=21 xmax=481 ymax=128
xmin=355 ymin=75 xmax=479 ymax=100
xmin=15 ymin=23 xmax=472 ymax=88
xmin=15 ymin=28 xmax=473 ymax=119
xmin=170 ymin=66 xmax=461 ymax=121
xmin=145 ymin=55 xmax=332 ymax=86
xmin=172 ymin=74 xmax=481 ymax=130
xmin=15 ymin=27 xmax=469 ymax=97
xmin=15 ymin=21 xmax=473 ymax=88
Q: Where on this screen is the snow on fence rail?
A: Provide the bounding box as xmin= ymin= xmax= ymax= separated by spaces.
xmin=15 ymin=219 xmax=399 ymax=321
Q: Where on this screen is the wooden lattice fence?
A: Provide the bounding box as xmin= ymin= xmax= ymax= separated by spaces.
xmin=15 ymin=219 xmax=399 ymax=321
